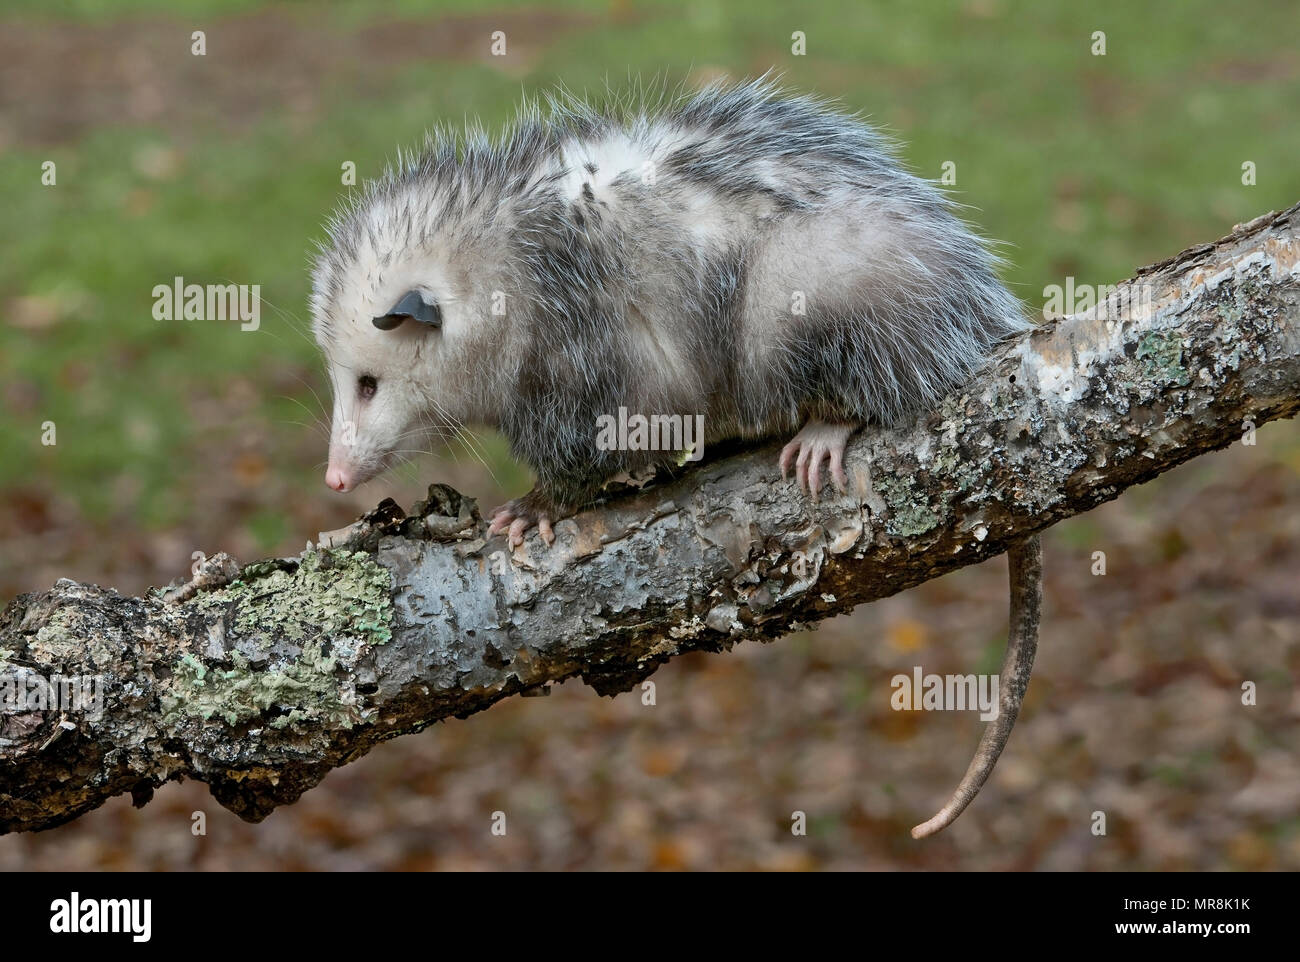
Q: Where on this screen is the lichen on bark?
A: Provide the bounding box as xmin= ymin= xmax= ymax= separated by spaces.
xmin=159 ymin=548 xmax=394 ymax=733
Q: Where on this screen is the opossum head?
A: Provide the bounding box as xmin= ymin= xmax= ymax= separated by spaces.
xmin=310 ymin=224 xmax=494 ymax=493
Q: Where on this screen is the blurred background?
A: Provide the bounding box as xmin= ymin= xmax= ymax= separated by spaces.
xmin=2 ymin=0 xmax=1299 ymax=870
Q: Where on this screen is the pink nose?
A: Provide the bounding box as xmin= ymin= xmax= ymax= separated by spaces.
xmin=325 ymin=465 xmax=351 ymax=492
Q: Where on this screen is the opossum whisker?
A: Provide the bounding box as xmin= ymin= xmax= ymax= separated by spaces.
xmin=276 ymin=368 xmax=332 ymax=426
xmin=253 ymin=289 xmax=314 ymax=343
xmin=450 ymin=425 xmax=503 ymax=489
xmin=417 ymin=393 xmax=501 ymax=486
xmin=274 ymin=394 xmax=330 ymax=437
xmin=279 ymin=417 xmax=329 ymax=437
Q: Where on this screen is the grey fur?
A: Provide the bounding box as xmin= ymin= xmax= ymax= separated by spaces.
xmin=311 ymin=77 xmax=1030 ymax=512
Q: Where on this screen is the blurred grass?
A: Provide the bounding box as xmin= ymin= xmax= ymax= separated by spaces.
xmin=3 ymin=0 xmax=1299 ymax=539
xmin=1 ymin=0 xmax=613 ymax=19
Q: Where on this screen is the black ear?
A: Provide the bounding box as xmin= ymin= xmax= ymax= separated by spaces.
xmin=373 ymin=290 xmax=442 ymax=330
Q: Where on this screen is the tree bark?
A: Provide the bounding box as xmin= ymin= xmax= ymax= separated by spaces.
xmin=3 ymin=203 xmax=1299 ymax=834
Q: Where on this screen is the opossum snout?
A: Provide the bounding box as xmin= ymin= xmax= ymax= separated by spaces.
xmin=325 ymin=463 xmax=353 ymax=493
xmin=325 ymin=439 xmax=388 ymax=493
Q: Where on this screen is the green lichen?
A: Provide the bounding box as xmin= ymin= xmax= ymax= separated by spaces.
xmin=1218 ymin=299 xmax=1244 ymax=325
xmin=30 ymin=608 xmax=118 ymax=668
xmin=875 ymin=473 xmax=944 ymax=537
xmin=32 ymin=610 xmax=79 ymax=658
xmin=160 ymin=646 xmax=354 ymax=729
xmin=215 ymin=548 xmax=394 ymax=649
xmin=931 ymin=442 xmax=989 ymax=495
xmin=928 ymin=393 xmax=1007 ymax=495
xmin=161 ymin=548 xmax=393 ymax=731
xmin=238 ymin=559 xmax=290 ymax=580
xmin=1136 ymin=330 xmax=1190 ymax=387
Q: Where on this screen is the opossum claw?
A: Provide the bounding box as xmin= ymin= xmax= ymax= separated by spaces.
xmin=488 ymin=492 xmax=557 ymax=547
xmin=486 ymin=510 xmax=511 ymax=538
xmin=911 ymin=534 xmax=1043 ymax=839
xmin=507 ymin=517 xmax=530 ymax=547
xmin=780 ymin=420 xmax=854 ymax=500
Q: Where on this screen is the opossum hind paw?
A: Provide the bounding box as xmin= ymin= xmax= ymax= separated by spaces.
xmin=487 ymin=490 xmax=559 ymax=548
xmin=780 ymin=419 xmax=856 ymax=501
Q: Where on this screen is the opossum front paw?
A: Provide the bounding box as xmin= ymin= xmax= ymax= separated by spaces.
xmin=779 ymin=420 xmax=855 ymax=501
xmin=487 ymin=491 xmax=558 ymax=548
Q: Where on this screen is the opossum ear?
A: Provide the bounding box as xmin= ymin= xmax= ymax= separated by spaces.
xmin=373 ymin=290 xmax=441 ymax=330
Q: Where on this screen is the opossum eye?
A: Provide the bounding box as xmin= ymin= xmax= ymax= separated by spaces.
xmin=357 ymin=375 xmax=378 ymax=400
xmin=373 ymin=290 xmax=441 ymax=330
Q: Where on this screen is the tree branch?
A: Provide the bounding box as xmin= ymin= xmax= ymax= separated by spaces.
xmin=3 ymin=203 xmax=1299 ymax=834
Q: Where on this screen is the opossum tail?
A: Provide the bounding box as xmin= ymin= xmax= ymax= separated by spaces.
xmin=911 ymin=534 xmax=1043 ymax=839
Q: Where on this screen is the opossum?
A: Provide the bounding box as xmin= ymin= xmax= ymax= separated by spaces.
xmin=309 ymin=78 xmax=1041 ymax=837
